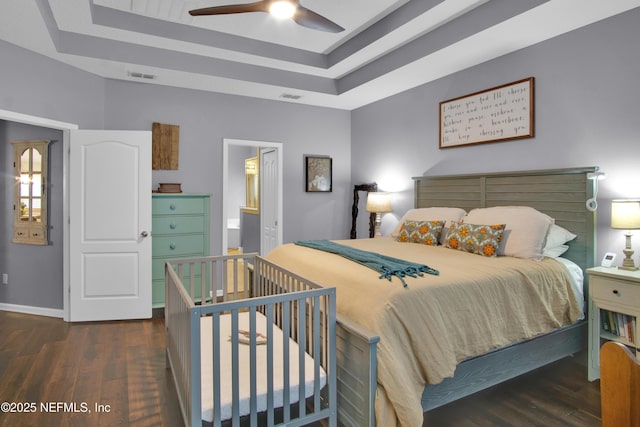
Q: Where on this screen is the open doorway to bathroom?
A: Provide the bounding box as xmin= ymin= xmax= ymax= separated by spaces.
xmin=222 ymin=139 xmax=283 ymax=256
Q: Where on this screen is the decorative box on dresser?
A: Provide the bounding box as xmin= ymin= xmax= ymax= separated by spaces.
xmin=152 ymin=193 xmax=210 ymax=308
xmin=587 ymin=266 xmax=640 ymax=380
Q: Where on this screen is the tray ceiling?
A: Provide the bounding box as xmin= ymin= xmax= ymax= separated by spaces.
xmin=1 ymin=0 xmax=639 ymax=110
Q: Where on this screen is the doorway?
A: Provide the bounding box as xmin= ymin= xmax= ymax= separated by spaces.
xmin=0 ymin=109 xmax=78 ymax=321
xmin=222 ymin=138 xmax=283 ymax=256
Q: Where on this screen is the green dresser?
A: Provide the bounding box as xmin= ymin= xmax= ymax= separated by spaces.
xmin=152 ymin=194 xmax=210 ymax=308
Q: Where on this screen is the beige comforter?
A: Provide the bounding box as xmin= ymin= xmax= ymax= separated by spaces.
xmin=266 ymin=238 xmax=582 ymax=427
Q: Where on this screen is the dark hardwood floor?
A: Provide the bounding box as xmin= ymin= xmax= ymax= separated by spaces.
xmin=0 ymin=310 xmax=602 ymax=427
xmin=422 ymin=350 xmax=602 ymax=427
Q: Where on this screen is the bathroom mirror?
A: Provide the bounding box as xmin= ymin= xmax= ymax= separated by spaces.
xmin=243 ymin=155 xmax=259 ymax=213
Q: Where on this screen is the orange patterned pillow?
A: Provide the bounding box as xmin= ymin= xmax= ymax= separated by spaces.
xmin=445 ymin=222 xmax=506 ymax=257
xmin=396 ymin=220 xmax=445 ymax=246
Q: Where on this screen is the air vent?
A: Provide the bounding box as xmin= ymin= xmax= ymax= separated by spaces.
xmin=128 ymin=71 xmax=157 ymax=80
xmin=280 ymin=93 xmax=302 ymax=100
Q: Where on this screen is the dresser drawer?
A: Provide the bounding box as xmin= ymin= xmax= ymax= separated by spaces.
xmin=152 ymin=215 xmax=205 ymax=235
xmin=591 ymin=276 xmax=640 ymax=307
xmin=152 ymin=197 xmax=206 ymax=215
xmin=153 ymin=235 xmax=205 ymax=257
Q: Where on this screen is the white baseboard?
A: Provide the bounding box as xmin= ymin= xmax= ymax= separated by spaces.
xmin=0 ymin=303 xmax=64 ymax=318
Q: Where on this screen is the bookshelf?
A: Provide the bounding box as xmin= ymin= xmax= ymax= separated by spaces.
xmin=587 ymin=266 xmax=640 ymax=381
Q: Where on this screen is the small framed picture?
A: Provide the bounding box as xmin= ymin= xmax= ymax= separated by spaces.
xmin=305 ymin=155 xmax=332 ymax=192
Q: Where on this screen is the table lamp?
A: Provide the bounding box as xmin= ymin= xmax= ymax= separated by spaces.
xmin=366 ymin=192 xmax=392 ymax=238
xmin=611 ymin=199 xmax=640 ymax=270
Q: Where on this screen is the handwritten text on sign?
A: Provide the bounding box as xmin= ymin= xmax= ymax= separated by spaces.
xmin=439 ymin=78 xmax=534 ymax=148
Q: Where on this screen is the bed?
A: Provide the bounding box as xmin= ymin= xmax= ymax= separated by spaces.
xmin=266 ymin=166 xmax=598 ymax=426
xmin=164 ymin=253 xmax=337 ymax=427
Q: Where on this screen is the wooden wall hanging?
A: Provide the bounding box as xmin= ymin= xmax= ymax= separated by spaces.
xmin=152 ymin=122 xmax=179 ymax=170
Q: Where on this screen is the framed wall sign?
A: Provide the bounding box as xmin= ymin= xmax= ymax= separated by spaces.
xmin=439 ymin=77 xmax=534 ymax=149
xmin=305 ymin=155 xmax=332 ymax=192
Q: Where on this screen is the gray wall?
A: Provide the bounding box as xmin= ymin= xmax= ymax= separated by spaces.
xmin=351 ymin=9 xmax=640 ymax=263
xmin=0 ymin=39 xmax=351 ymax=311
xmin=102 ymin=80 xmax=352 ymax=251
xmin=0 ymin=121 xmax=64 ymax=309
xmin=0 ymin=39 xmax=105 ymax=311
xmin=0 ymin=40 xmax=105 ymax=129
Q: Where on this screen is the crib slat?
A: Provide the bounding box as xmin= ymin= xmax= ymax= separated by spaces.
xmin=266 ymin=304 xmax=275 ymax=427
xmin=298 ymin=300 xmax=306 ymax=418
xmin=249 ymin=307 xmax=258 ymax=427
xmin=200 ymin=261 xmax=206 ymax=304
xmin=190 ymin=309 xmax=202 ymax=427
xmin=189 ymin=262 xmax=195 ymax=299
xmin=212 ymin=312 xmax=221 ymax=427
xmin=232 ymin=258 xmax=239 ymax=297
xmin=283 ymin=300 xmax=291 ymax=423
xmin=313 ymin=295 xmax=322 ymax=411
xmin=231 ymin=311 xmax=240 ymax=426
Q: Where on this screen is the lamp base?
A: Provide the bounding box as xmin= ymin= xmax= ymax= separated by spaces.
xmin=618 ymin=233 xmax=638 ymax=270
xmin=374 ymin=213 xmax=382 ymax=238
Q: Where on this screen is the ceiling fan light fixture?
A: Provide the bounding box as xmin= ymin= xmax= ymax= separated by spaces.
xmin=269 ymin=1 xmax=296 ymax=19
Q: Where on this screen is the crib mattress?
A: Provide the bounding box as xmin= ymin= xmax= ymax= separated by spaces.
xmin=200 ymin=311 xmax=326 ymax=422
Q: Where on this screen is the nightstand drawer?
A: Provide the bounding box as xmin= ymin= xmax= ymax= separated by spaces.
xmin=152 ymin=216 xmax=205 ymax=235
xmin=153 ymin=235 xmax=205 ymax=257
xmin=152 ymin=197 xmax=206 ymax=215
xmin=591 ymin=277 xmax=640 ymax=307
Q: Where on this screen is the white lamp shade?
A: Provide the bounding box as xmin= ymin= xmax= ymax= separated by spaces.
xmin=611 ymin=199 xmax=640 ymax=229
xmin=366 ymin=192 xmax=392 ymax=213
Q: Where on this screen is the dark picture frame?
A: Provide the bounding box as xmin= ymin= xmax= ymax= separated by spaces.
xmin=439 ymin=77 xmax=534 ymax=149
xmin=305 ymin=155 xmax=332 ymax=192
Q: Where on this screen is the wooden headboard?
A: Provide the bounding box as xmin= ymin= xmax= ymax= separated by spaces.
xmin=413 ymin=167 xmax=598 ymax=273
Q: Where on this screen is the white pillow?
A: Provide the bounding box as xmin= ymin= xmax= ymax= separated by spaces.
xmin=463 ymin=206 xmax=554 ymax=260
xmin=544 ymin=224 xmax=577 ymax=249
xmin=543 ymin=244 xmax=570 ymax=258
xmin=391 ymin=207 xmax=467 ymax=238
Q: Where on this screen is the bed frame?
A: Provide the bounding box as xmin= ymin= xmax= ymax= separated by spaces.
xmin=335 ymin=166 xmax=598 ymax=426
xmin=164 ymin=253 xmax=337 ymax=427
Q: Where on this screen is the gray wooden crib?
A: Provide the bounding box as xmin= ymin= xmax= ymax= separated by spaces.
xmin=164 ymin=253 xmax=337 ymax=427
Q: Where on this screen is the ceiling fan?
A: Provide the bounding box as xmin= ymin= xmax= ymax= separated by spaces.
xmin=189 ymin=0 xmax=345 ymax=33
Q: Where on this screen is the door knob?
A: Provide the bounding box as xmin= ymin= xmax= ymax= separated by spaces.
xmin=140 ymin=231 xmax=149 ymax=237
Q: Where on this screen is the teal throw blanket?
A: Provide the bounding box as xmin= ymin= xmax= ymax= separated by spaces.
xmin=294 ymin=240 xmax=438 ymax=288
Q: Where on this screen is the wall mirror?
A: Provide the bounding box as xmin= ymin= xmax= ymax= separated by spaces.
xmin=11 ymin=139 xmax=51 ymax=245
xmin=243 ymin=155 xmax=259 ymax=213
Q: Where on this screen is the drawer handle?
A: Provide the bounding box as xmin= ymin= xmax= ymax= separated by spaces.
xmin=170 ymin=204 xmax=176 ymax=210
xmin=169 ymin=243 xmax=176 ymax=250
xmin=612 ymin=289 xmax=619 ymax=295
xmin=170 ymin=222 xmax=177 ymax=229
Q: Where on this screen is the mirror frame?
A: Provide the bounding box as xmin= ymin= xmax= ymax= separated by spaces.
xmin=11 ymin=140 xmax=51 ymax=245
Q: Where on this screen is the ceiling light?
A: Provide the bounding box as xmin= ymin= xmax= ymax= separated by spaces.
xmin=269 ymin=1 xmax=296 ymax=19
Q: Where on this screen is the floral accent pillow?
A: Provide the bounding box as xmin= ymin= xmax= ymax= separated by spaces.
xmin=396 ymin=220 xmax=445 ymax=246
xmin=445 ymin=222 xmax=506 ymax=257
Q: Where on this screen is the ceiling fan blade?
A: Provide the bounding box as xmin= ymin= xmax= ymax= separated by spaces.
xmin=189 ymin=2 xmax=267 ymax=16
xmin=293 ymin=5 xmax=344 ymax=33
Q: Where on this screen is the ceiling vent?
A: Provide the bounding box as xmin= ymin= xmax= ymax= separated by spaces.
xmin=280 ymin=93 xmax=302 ymax=100
xmin=128 ymin=71 xmax=157 ymax=80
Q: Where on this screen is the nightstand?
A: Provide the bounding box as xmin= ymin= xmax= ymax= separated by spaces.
xmin=587 ymin=266 xmax=640 ymax=381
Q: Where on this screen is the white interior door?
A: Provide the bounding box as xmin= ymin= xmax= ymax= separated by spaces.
xmin=261 ymin=148 xmax=279 ymax=255
xmin=69 ymin=130 xmax=152 ymax=321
